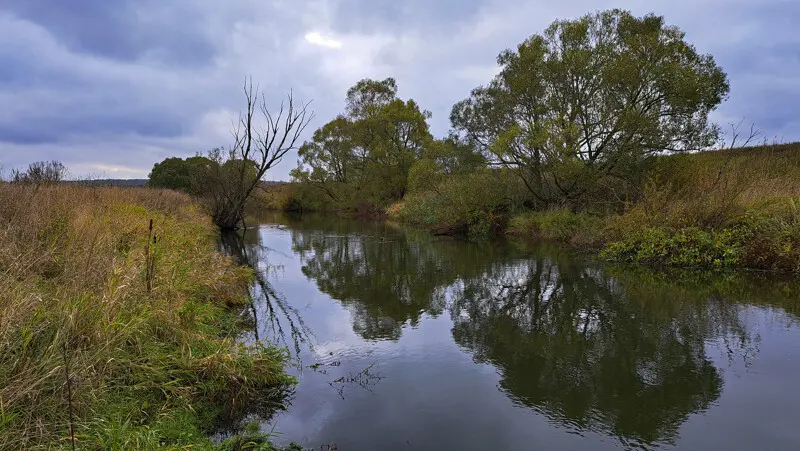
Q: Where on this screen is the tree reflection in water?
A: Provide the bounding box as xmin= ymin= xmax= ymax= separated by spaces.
xmin=280 ymin=215 xmax=798 ymax=449
xmin=219 ymin=229 xmax=314 ymax=358
xmin=285 ymin=214 xmax=523 ymax=341
xmin=450 ymin=256 xmax=732 ymax=447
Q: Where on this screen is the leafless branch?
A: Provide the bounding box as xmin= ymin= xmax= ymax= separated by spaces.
xmin=202 ymin=77 xmax=315 ymax=230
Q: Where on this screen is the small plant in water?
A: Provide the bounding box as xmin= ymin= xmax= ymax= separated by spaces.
xmin=328 ymin=363 xmax=384 ymax=399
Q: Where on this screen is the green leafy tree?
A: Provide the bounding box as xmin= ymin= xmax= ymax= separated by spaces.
xmin=147 ymin=155 xmax=215 ymax=194
xmin=291 ymin=116 xmax=355 ymax=202
xmin=352 ymin=95 xmax=433 ymax=202
xmin=345 ymin=78 xmax=399 ymax=118
xmin=292 ymin=78 xmax=434 ymax=208
xmin=451 ymin=9 xmax=730 ymax=208
xmin=423 ymin=136 xmax=487 ymax=175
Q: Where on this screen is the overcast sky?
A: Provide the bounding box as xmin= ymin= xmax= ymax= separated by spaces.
xmin=1 ymin=0 xmax=798 ymax=180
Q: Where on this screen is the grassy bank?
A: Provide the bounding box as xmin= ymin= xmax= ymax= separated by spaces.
xmin=252 ymin=181 xmax=390 ymax=220
xmin=597 ymin=144 xmax=800 ymax=271
xmin=390 ymin=143 xmax=800 ymax=272
xmin=0 ymin=184 xmax=296 ymax=450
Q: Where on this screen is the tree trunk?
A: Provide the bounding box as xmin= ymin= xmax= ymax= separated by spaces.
xmin=214 ymin=208 xmax=244 ymax=231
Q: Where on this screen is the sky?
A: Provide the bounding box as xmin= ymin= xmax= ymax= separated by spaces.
xmin=1 ymin=0 xmax=798 ymax=180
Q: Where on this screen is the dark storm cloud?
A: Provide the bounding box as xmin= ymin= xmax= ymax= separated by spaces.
xmin=0 ymin=0 xmax=798 ymax=179
xmin=0 ymin=108 xmax=185 ymax=144
xmin=4 ymin=0 xmax=216 ymax=66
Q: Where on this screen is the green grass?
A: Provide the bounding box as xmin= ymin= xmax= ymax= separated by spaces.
xmin=0 ymin=184 xmax=297 ymax=450
xmin=506 ymin=209 xmax=606 ymax=248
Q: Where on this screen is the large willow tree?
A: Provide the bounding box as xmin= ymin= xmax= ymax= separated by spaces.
xmin=451 ymin=9 xmax=730 ymax=208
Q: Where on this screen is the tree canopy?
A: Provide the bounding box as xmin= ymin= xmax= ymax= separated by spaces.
xmin=147 ymin=155 xmax=215 ymax=194
xmin=292 ymin=77 xmax=435 ymax=208
xmin=450 ymin=9 xmax=729 ymax=208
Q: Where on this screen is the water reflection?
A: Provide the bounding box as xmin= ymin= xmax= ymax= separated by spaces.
xmin=450 ymin=255 xmax=730 ymax=447
xmin=220 ymin=230 xmax=314 ymax=356
xmin=450 ymin=262 xmax=795 ymax=448
xmin=283 ymin=214 xmax=522 ymax=341
xmin=232 ymin=214 xmax=800 ymax=449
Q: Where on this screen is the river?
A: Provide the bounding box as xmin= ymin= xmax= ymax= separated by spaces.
xmin=220 ymin=213 xmax=800 ymax=450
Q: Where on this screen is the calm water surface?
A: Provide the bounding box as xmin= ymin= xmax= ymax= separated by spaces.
xmin=222 ymin=214 xmax=800 ymax=451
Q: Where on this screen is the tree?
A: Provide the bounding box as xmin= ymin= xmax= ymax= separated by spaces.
xmin=451 ymin=9 xmax=730 ymax=208
xmin=407 ymin=137 xmax=488 ymax=194
xmin=292 ymin=78 xmax=433 ymax=208
xmin=11 ymin=160 xmax=67 ymax=184
xmin=147 ymin=155 xmax=215 ymax=194
xmin=353 ymin=95 xmax=432 ymax=202
xmin=203 ymin=79 xmax=313 ymax=231
xmin=423 ymin=136 xmax=487 ymax=176
xmin=291 ymin=116 xmax=355 ymax=202
xmin=345 ymin=77 xmax=399 ymax=119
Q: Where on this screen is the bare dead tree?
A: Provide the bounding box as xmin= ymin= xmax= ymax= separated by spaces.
xmin=710 ymin=120 xmax=764 ymax=190
xmin=203 ymin=78 xmax=314 ymax=231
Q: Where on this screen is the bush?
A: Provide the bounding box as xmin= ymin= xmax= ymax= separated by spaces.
xmin=601 ymin=194 xmax=800 ymax=272
xmin=251 ymin=183 xmax=305 ymax=212
xmin=407 ymin=158 xmax=442 ymax=194
xmin=600 ymin=227 xmax=743 ymax=268
xmin=389 ymin=168 xmax=529 ymax=238
xmin=11 ymin=160 xmax=68 ymax=184
xmin=594 ymin=145 xmax=800 ymax=272
xmin=734 ymin=198 xmax=800 ymax=272
xmin=507 ymin=209 xmax=606 ymax=248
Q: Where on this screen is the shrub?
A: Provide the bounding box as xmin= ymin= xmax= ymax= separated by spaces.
xmin=601 ymin=193 xmax=800 ymax=272
xmin=507 ymin=209 xmax=606 ymax=248
xmin=389 ymin=168 xmax=529 ymax=238
xmin=11 ymin=160 xmax=67 ymax=184
xmin=407 ymin=158 xmax=442 ymax=194
xmin=600 ymin=227 xmax=743 ymax=268
xmin=734 ymin=197 xmax=800 ymax=272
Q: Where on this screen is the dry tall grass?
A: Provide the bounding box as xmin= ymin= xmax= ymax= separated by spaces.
xmin=599 ymin=143 xmax=800 ymax=271
xmin=0 ymin=184 xmax=291 ymax=449
xmin=604 ymin=143 xmax=800 ymax=229
xmin=499 ymin=143 xmax=800 ymax=271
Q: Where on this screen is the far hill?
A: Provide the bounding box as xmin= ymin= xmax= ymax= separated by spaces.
xmin=70 ymin=179 xmax=149 ymax=187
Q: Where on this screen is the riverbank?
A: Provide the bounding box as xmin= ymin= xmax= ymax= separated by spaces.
xmin=0 ymin=184 xmax=296 ymax=450
xmin=271 ymin=143 xmax=800 ymax=273
xmin=503 ymin=144 xmax=800 ymax=272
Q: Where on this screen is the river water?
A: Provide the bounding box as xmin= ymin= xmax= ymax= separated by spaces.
xmin=221 ymin=213 xmax=800 ymax=450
